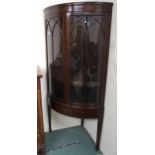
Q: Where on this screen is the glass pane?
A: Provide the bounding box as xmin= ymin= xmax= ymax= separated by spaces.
xmin=69 ymin=16 xmax=104 ymax=104
xmin=46 ymin=17 xmax=64 ymax=99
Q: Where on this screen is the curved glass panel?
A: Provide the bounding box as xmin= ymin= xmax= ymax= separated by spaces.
xmin=46 ymin=17 xmax=64 ymax=99
xmin=69 ymin=15 xmax=104 ymax=104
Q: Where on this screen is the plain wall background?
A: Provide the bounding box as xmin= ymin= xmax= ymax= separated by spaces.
xmin=37 ymin=1 xmax=117 ymax=155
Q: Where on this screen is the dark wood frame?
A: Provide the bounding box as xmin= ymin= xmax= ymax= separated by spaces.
xmin=37 ymin=72 xmax=45 ymax=155
xmin=44 ymin=2 xmax=113 ymax=151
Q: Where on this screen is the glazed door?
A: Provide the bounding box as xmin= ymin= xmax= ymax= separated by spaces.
xmin=46 ymin=16 xmax=64 ymax=101
xmin=69 ymin=15 xmax=106 ymax=105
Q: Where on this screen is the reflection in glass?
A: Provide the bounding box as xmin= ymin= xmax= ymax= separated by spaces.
xmin=70 ymin=16 xmax=104 ymax=104
xmin=46 ymin=17 xmax=64 ymax=99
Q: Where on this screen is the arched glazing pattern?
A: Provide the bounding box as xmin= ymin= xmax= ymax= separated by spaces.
xmin=69 ymin=15 xmax=105 ymax=104
xmin=46 ymin=17 xmax=64 ymax=100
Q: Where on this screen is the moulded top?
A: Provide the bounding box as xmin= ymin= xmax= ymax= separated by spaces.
xmin=44 ymin=2 xmax=113 ymax=10
xmin=44 ymin=2 xmax=113 ymax=17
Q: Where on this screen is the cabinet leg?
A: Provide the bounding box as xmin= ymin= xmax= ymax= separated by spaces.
xmin=47 ymin=104 xmax=52 ymax=132
xmin=81 ymin=118 xmax=84 ymax=127
xmin=96 ymin=111 xmax=104 ymax=151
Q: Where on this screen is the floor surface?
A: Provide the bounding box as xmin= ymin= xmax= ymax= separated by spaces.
xmin=44 ymin=126 xmax=103 ymax=155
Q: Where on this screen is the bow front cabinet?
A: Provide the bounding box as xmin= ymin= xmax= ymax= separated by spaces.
xmin=44 ymin=2 xmax=113 ymax=150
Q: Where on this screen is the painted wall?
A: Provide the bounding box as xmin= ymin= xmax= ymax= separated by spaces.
xmin=37 ymin=1 xmax=117 ymax=155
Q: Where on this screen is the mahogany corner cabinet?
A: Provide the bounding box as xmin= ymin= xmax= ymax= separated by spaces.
xmin=44 ymin=2 xmax=113 ymax=150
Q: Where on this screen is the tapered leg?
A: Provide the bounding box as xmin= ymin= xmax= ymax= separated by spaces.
xmin=47 ymin=104 xmax=52 ymax=132
xmin=48 ymin=104 xmax=52 ymax=132
xmin=81 ymin=118 xmax=84 ymax=127
xmin=47 ymin=96 xmax=52 ymax=132
xmin=96 ymin=110 xmax=104 ymax=151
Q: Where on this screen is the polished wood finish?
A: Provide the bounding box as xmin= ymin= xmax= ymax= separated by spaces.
xmin=44 ymin=2 xmax=113 ymax=18
xmin=44 ymin=2 xmax=113 ymax=150
xmin=37 ymin=68 xmax=45 ymax=155
xmin=51 ymin=100 xmax=99 ymax=118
